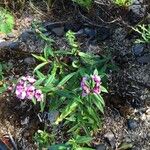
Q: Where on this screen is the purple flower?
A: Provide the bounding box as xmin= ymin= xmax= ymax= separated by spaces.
xmin=15 ymin=84 xmax=26 ymax=99
xmin=92 ymin=75 xmax=101 ymax=83
xmin=81 ymin=77 xmax=90 ymax=97
xmin=26 ymin=85 xmax=35 ymax=99
xmin=35 ymin=89 xmax=43 ymax=101
xmin=26 ymin=76 xmax=36 ymax=84
xmin=93 ymin=86 xmax=101 ymax=94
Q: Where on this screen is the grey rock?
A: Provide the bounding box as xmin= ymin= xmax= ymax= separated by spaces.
xmin=132 ymin=44 xmax=144 ymax=56
xmin=51 ymin=27 xmax=65 ymax=37
xmin=21 ymin=116 xmax=30 ymax=125
xmin=76 ymin=28 xmax=96 ymax=37
xmin=24 ymin=57 xmax=36 ymax=65
xmin=96 ymin=144 xmax=106 ymax=150
xmin=19 ymin=30 xmax=36 ymax=42
xmin=46 ymin=110 xmax=59 ymax=124
xmin=147 ymin=132 xmax=150 ymax=138
xmin=104 ymin=132 xmax=116 ymax=148
xmin=8 ymin=41 xmax=20 ymax=50
xmin=127 ymin=119 xmax=138 ymax=130
xmin=137 ymin=54 xmax=150 ymax=64
xmin=129 ymin=0 xmax=146 ymax=17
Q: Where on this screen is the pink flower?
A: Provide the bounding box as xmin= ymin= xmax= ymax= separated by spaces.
xmin=92 ymin=75 xmax=101 ymax=83
xmin=15 ymin=84 xmax=26 ymax=99
xmin=26 ymin=85 xmax=35 ymax=99
xmin=81 ymin=77 xmax=90 ymax=97
xmin=26 ymin=76 xmax=36 ymax=84
xmin=93 ymin=86 xmax=101 ymax=94
xmin=35 ymin=89 xmax=43 ymax=101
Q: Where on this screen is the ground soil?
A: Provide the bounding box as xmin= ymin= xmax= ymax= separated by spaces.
xmin=0 ymin=0 xmax=150 ymax=150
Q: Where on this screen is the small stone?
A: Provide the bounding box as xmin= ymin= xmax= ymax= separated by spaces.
xmin=140 ymin=114 xmax=146 ymax=121
xmin=127 ymin=119 xmax=138 ymax=130
xmin=137 ymin=54 xmax=150 ymax=64
xmin=104 ymin=132 xmax=115 ymax=148
xmin=51 ymin=27 xmax=65 ymax=37
xmin=7 ymin=33 xmax=15 ymax=38
xmin=132 ymin=44 xmax=144 ymax=56
xmin=21 ymin=116 xmax=30 ymax=125
xmin=19 ymin=30 xmax=36 ymax=42
xmin=24 ymin=57 xmax=36 ymax=65
xmin=8 ymin=41 xmax=20 ymax=50
xmin=46 ymin=110 xmax=59 ymax=124
xmin=147 ymin=132 xmax=150 ymax=138
xmin=76 ymin=28 xmax=96 ymax=37
xmin=96 ymin=144 xmax=106 ymax=150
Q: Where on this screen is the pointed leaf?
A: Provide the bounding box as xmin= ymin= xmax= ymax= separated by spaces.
xmin=57 ymin=72 xmax=76 ymax=87
xmin=55 ymin=99 xmax=78 ymax=124
xmin=101 ymin=86 xmax=108 ymax=93
xmin=34 ymin=62 xmax=48 ymax=72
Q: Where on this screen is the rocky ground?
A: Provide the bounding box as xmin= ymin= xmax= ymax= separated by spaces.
xmin=0 ymin=0 xmax=150 ymax=149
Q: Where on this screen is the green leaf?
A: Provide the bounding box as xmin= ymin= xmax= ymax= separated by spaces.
xmin=75 ymin=136 xmax=93 ymax=144
xmin=78 ymin=52 xmax=91 ymax=58
xmin=32 ymin=98 xmax=36 ymax=105
xmin=44 ymin=45 xmax=54 ymax=59
xmin=35 ymin=70 xmax=45 ymax=79
xmin=93 ymin=69 xmax=98 ymax=75
xmin=101 ymin=86 xmax=108 ymax=93
xmin=92 ymin=94 xmax=104 ymax=114
xmin=40 ymin=100 xmax=46 ymax=112
xmin=76 ymin=148 xmax=95 ymax=150
xmin=34 ymin=62 xmax=49 ymax=72
xmin=48 ymin=144 xmax=69 ymax=150
xmin=45 ymin=75 xmax=55 ymax=86
xmin=0 ymin=85 xmax=7 ymax=94
xmin=57 ymin=72 xmax=76 ymax=87
xmin=0 ymin=8 xmax=14 ymax=33
xmin=118 ymin=143 xmax=133 ymax=150
xmin=32 ymin=54 xmax=47 ymax=62
xmin=34 ymin=78 xmax=45 ymax=86
xmin=55 ymin=99 xmax=78 ymax=124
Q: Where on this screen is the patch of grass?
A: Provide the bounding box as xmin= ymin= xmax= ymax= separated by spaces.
xmin=113 ymin=0 xmax=133 ymax=7
xmin=72 ymin=0 xmax=93 ymax=9
xmin=133 ymin=24 xmax=150 ymax=43
xmin=0 ymin=7 xmax=14 ymax=34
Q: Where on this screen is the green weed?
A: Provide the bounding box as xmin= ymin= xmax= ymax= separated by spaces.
xmin=0 ymin=7 xmax=14 ymax=34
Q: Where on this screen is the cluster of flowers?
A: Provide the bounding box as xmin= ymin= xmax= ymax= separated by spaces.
xmin=81 ymin=74 xmax=101 ymax=97
xmin=9 ymin=76 xmax=43 ymax=102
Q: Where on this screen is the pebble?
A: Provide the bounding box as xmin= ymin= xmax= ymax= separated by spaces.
xmin=7 ymin=33 xmax=16 ymax=38
xmin=129 ymin=0 xmax=146 ymax=17
xmin=137 ymin=54 xmax=150 ymax=64
xmin=24 ymin=57 xmax=36 ymax=65
xmin=96 ymin=144 xmax=106 ymax=150
xmin=147 ymin=132 xmax=150 ymax=138
xmin=46 ymin=110 xmax=59 ymax=124
xmin=132 ymin=44 xmax=144 ymax=56
xmin=104 ymin=132 xmax=116 ymax=148
xmin=51 ymin=27 xmax=65 ymax=37
xmin=76 ymin=28 xmax=96 ymax=37
xmin=127 ymin=119 xmax=138 ymax=130
xmin=19 ymin=30 xmax=36 ymax=42
xmin=8 ymin=41 xmax=20 ymax=50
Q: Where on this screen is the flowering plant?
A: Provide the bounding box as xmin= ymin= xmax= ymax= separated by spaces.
xmin=8 ymin=75 xmax=45 ymax=111
xmin=56 ymin=69 xmax=108 ymax=135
